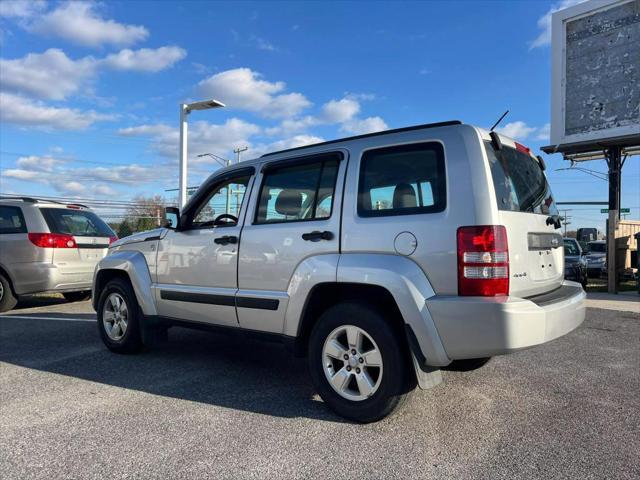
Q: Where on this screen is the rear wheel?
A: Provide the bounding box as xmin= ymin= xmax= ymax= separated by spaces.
xmin=97 ymin=278 xmax=143 ymax=354
xmin=308 ymin=302 xmax=412 ymax=423
xmin=63 ymin=291 xmax=91 ymax=303
xmin=0 ymin=273 xmax=17 ymax=313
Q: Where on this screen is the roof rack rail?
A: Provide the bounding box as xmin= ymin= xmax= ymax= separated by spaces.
xmin=260 ymin=120 xmax=463 ymax=158
xmin=0 ymin=195 xmax=88 ymax=208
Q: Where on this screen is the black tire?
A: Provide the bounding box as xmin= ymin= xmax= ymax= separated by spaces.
xmin=308 ymin=302 xmax=413 ymax=423
xmin=445 ymin=357 xmax=492 ymax=372
xmin=0 ymin=273 xmax=18 ymax=313
xmin=96 ymin=278 xmax=143 ymax=354
xmin=63 ymin=291 xmax=91 ymax=303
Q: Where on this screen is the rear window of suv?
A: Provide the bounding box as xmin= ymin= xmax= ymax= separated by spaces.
xmin=40 ymin=208 xmax=114 ymax=237
xmin=485 ymin=141 xmax=558 ymax=216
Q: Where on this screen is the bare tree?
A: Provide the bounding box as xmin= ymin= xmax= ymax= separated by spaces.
xmin=125 ymin=195 xmax=167 ymax=233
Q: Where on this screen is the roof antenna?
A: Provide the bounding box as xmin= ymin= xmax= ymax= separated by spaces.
xmin=490 ymin=110 xmax=509 ymax=131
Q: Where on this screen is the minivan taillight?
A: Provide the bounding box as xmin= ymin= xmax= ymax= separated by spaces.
xmin=28 ymin=233 xmax=77 ymax=249
xmin=109 ymin=235 xmax=118 ymax=245
xmin=457 ymin=226 xmax=509 ymax=296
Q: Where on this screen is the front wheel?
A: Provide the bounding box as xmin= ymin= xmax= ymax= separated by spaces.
xmin=308 ymin=302 xmax=413 ymax=423
xmin=96 ymin=278 xmax=143 ymax=354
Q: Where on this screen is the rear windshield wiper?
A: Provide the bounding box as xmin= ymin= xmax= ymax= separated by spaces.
xmin=546 ymin=215 xmax=562 ymax=229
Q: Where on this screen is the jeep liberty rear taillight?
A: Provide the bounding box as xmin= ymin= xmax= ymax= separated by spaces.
xmin=457 ymin=226 xmax=509 ymax=296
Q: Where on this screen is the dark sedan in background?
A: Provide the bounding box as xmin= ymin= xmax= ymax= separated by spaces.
xmin=564 ymin=238 xmax=588 ymax=289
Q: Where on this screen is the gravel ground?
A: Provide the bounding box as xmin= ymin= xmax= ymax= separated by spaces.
xmin=0 ymin=298 xmax=638 ymax=479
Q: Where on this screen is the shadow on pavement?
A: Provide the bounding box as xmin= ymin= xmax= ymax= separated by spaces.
xmin=12 ymin=294 xmax=69 ymax=310
xmin=0 ymin=315 xmax=344 ymax=423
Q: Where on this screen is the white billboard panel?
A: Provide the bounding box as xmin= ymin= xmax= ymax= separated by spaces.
xmin=549 ymin=0 xmax=639 ymax=150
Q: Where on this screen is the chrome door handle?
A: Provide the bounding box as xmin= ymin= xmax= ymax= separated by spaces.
xmin=302 ymin=230 xmax=334 ymax=242
xmin=214 ymin=235 xmax=238 ymax=245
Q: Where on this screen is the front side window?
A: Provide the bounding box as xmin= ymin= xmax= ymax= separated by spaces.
xmin=255 ymin=154 xmax=340 ymax=224
xmin=358 ymin=142 xmax=446 ymax=217
xmin=191 ymin=175 xmax=251 ymax=228
xmin=41 ymin=208 xmax=113 ymax=237
xmin=0 ymin=206 xmax=27 ymax=234
xmin=563 ymin=239 xmax=580 ymax=256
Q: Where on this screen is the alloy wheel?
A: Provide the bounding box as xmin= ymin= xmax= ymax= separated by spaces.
xmin=102 ymin=292 xmax=129 ymax=341
xmin=322 ymin=325 xmax=383 ymax=401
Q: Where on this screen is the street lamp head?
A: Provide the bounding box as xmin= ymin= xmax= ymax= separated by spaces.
xmin=186 ymin=99 xmax=225 ymax=112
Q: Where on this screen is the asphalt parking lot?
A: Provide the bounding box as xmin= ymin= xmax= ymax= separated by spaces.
xmin=1 ymin=295 xmax=638 ymax=479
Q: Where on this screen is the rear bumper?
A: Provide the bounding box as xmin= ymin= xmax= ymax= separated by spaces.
xmin=426 ymin=281 xmax=586 ymax=360
xmin=13 ymin=262 xmax=93 ymax=295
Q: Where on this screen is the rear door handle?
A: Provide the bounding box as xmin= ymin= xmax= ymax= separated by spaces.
xmin=302 ymin=230 xmax=334 ymax=242
xmin=214 ymin=235 xmax=238 ymax=245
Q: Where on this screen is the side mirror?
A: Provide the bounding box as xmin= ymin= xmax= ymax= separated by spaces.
xmin=164 ymin=206 xmax=180 ymax=229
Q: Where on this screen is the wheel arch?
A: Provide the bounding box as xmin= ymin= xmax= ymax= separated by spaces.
xmin=92 ymin=251 xmax=157 ymax=316
xmin=0 ymin=263 xmax=17 ymax=296
xmin=285 ymin=253 xmax=451 ymax=367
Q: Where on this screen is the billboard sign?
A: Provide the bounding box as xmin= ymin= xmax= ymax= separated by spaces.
xmin=549 ymin=0 xmax=640 ymax=150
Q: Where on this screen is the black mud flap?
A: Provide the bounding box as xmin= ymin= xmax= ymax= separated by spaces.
xmin=405 ymin=325 xmax=443 ymax=390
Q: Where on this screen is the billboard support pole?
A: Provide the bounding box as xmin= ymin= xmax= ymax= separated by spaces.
xmin=606 ymin=146 xmax=622 ymax=294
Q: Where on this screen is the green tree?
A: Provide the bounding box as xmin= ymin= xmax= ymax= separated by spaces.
xmin=125 ymin=195 xmax=167 ymax=233
xmin=117 ymin=220 xmax=133 ymax=238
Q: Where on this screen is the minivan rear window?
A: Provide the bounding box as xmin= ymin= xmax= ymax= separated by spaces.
xmin=41 ymin=208 xmax=114 ymax=237
xmin=485 ymin=141 xmax=558 ymax=216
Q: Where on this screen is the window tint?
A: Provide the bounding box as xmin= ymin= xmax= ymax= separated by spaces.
xmin=41 ymin=208 xmax=114 ymax=237
xmin=358 ymin=142 xmax=446 ymax=217
xmin=0 ymin=206 xmax=27 ymax=234
xmin=563 ymin=239 xmax=580 ymax=256
xmin=256 ymin=155 xmax=340 ymax=224
xmin=485 ymin=141 xmax=558 ymax=216
xmin=192 ymin=175 xmax=250 ymax=228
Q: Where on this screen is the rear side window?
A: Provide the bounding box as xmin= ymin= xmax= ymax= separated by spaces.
xmin=358 ymin=142 xmax=446 ymax=217
xmin=255 ymin=154 xmax=340 ymax=224
xmin=0 ymin=206 xmax=27 ymax=234
xmin=41 ymin=208 xmax=114 ymax=237
xmin=485 ymin=141 xmax=558 ymax=216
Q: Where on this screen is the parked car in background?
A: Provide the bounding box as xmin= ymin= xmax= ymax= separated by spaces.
xmin=563 ymin=238 xmax=587 ymax=288
xmin=0 ymin=197 xmax=117 ymax=312
xmin=585 ymin=240 xmax=607 ymax=278
xmin=92 ymin=121 xmax=586 ymax=422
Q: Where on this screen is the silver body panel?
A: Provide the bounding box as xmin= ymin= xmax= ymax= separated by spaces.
xmin=93 ymin=122 xmax=585 ymax=371
xmin=0 ymin=200 xmax=112 ymax=296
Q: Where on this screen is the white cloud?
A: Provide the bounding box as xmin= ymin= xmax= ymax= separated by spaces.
xmin=29 ymin=1 xmax=149 ymax=47
xmin=497 ymin=121 xmax=537 ymax=140
xmin=250 ymin=35 xmax=278 ymax=52
xmin=536 ymin=123 xmax=551 ymax=141
xmin=261 ymin=135 xmax=325 ymax=154
xmin=0 ymin=49 xmax=96 ymax=101
xmin=530 ymin=0 xmax=587 ymax=49
xmin=0 ymin=0 xmax=46 ymax=18
xmin=118 ymin=118 xmax=261 ymax=161
xmin=321 ymin=98 xmax=360 ymax=123
xmin=0 ymin=92 xmax=115 ymax=130
xmin=102 ymin=46 xmax=187 ymax=72
xmin=16 ymin=155 xmax=67 ymax=172
xmin=0 ymin=159 xmax=161 ymax=196
xmin=0 ymin=47 xmax=188 ymax=101
xmin=197 ymin=68 xmax=311 ymax=119
xmin=341 ymin=116 xmax=388 ymax=135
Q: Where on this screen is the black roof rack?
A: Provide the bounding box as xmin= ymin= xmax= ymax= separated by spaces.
xmin=260 ymin=120 xmax=462 ymax=158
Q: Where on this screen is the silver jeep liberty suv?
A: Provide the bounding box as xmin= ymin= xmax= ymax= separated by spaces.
xmin=92 ymin=121 xmax=585 ymax=422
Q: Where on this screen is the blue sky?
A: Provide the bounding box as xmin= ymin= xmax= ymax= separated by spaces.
xmin=0 ymin=0 xmax=638 ymax=229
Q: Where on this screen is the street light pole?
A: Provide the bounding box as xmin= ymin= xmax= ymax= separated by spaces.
xmin=178 ymin=104 xmax=189 ymax=208
xmin=178 ymin=99 xmax=225 ymax=208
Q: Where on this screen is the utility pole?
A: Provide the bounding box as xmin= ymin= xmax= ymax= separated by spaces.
xmin=234 ymin=146 xmax=248 ymax=163
xmin=560 ymin=209 xmax=572 ymax=236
